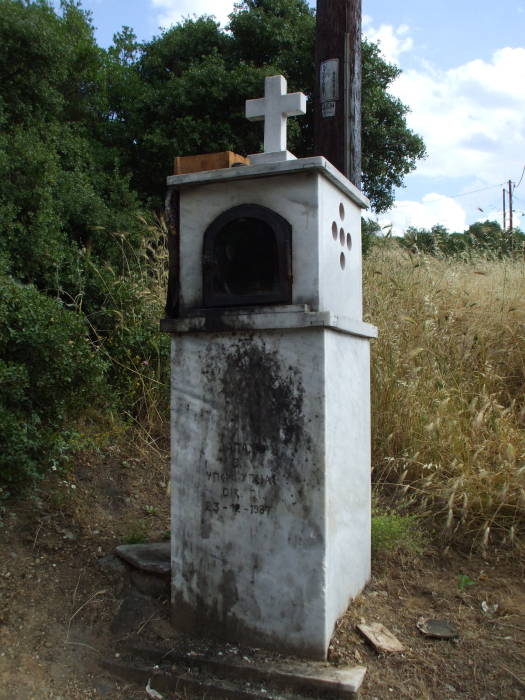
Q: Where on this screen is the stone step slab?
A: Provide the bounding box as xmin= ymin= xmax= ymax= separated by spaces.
xmin=103 ymin=659 xmax=295 ymax=699
xmin=108 ymin=640 xmax=366 ymax=698
xmin=115 ymin=542 xmax=171 ymax=575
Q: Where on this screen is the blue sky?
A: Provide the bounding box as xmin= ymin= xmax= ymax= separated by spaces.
xmin=53 ymin=0 xmax=525 ymax=232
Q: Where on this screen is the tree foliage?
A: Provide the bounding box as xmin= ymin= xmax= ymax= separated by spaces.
xmin=0 ymin=0 xmax=145 ymax=289
xmin=400 ymin=221 xmax=525 ymax=258
xmin=0 ymin=275 xmax=106 ymax=494
xmin=0 ymin=0 xmax=168 ymax=494
xmin=115 ymin=0 xmax=425 ymax=211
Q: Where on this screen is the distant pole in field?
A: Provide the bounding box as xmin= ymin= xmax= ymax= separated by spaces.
xmin=314 ymin=0 xmax=362 ymax=188
xmin=509 ymin=179 xmax=513 ymax=232
xmin=503 ymin=188 xmax=507 ymax=231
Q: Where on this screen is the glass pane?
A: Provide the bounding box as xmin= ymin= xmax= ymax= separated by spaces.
xmin=213 ymin=217 xmax=279 ymax=297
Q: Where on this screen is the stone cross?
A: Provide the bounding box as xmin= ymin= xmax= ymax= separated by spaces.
xmin=246 ymin=75 xmax=307 ymax=159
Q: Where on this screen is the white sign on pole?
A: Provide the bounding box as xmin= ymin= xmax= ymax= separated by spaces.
xmin=320 ymin=59 xmax=339 ymax=104
xmin=322 ymin=101 xmax=336 ymax=118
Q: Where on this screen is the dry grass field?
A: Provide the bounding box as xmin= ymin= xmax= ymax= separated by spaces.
xmin=364 ymin=243 xmax=525 ymax=549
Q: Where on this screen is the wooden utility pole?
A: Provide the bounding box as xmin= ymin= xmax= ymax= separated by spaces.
xmin=314 ymin=0 xmax=362 ymax=188
xmin=508 ymin=179 xmax=513 ymax=232
xmin=502 ymin=188 xmax=506 ymax=231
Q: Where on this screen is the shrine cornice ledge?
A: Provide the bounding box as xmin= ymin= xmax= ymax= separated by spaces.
xmin=166 ymin=156 xmax=370 ymax=210
xmin=160 ymin=306 xmax=377 ymax=338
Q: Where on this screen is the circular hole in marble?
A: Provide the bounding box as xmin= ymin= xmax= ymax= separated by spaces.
xmin=332 ymin=221 xmax=338 ymax=240
xmin=339 ymin=227 xmax=345 ymax=245
xmin=340 ymin=252 xmax=346 ymax=270
xmin=346 ymin=233 xmax=352 ymax=250
xmin=339 ymin=202 xmax=345 ymax=220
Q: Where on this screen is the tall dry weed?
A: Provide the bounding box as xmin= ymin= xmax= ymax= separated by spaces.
xmin=81 ymin=214 xmax=171 ymax=433
xmin=364 ymin=243 xmax=525 ymax=547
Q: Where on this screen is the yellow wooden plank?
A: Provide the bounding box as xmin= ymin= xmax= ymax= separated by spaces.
xmin=174 ymin=151 xmax=250 ymax=175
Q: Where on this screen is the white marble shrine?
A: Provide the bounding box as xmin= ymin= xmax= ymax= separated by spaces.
xmin=161 ymin=76 xmax=376 ymax=659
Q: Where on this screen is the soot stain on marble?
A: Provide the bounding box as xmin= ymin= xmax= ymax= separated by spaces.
xmin=219 ymin=339 xmax=306 ymax=480
xmin=203 ymin=337 xmax=321 ymax=517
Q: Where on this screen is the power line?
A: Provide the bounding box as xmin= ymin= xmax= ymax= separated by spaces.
xmin=505 ymin=192 xmax=525 ymax=219
xmin=405 ymin=182 xmax=504 ymax=205
xmin=392 ymin=181 xmax=524 ymax=228
xmin=515 ymin=163 xmax=525 ymax=190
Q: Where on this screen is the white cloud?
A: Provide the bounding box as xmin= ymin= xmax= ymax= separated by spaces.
xmin=378 ymin=194 xmax=468 ymax=236
xmin=363 ymin=16 xmax=525 ymax=232
xmin=151 ymin=0 xmax=234 ymax=29
xmin=390 ymin=48 xmax=525 ymax=184
xmin=362 ymin=15 xmax=413 ymax=65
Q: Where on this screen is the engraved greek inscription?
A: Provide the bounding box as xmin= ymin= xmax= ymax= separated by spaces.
xmin=222 ymin=487 xmax=240 ymax=499
xmin=249 ymin=472 xmax=277 ymax=486
xmin=205 ymin=501 xmax=219 ymax=513
xmin=203 ymin=499 xmax=273 ymax=517
xmin=206 ymin=470 xmax=277 ymax=485
xmin=203 ymin=460 xmax=297 ymax=518
xmin=250 ymin=504 xmax=272 ymax=515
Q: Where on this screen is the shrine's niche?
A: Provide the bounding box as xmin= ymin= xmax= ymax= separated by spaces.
xmin=202 ymin=204 xmax=292 ymax=308
xmin=161 ymin=75 xmax=377 ymax=659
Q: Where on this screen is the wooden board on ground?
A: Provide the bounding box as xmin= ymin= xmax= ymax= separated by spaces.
xmin=356 ymin=622 xmax=404 ymax=653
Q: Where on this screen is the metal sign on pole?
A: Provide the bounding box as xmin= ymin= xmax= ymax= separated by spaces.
xmin=314 ymin=0 xmax=362 ymax=188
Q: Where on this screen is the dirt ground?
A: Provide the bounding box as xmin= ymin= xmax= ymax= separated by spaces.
xmin=1 ymin=439 xmax=524 ymax=699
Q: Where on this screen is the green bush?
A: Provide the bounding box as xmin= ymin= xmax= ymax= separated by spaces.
xmin=399 ymin=221 xmax=525 ymax=258
xmin=371 ymin=506 xmax=424 ymax=554
xmin=362 ymin=217 xmax=381 ymax=256
xmin=0 ymin=275 xmax=107 ymax=494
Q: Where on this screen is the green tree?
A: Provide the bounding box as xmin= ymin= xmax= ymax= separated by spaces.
xmin=401 ymin=224 xmax=449 ymax=254
xmin=0 ymin=275 xmax=106 ymax=494
xmin=400 ymin=220 xmax=525 ymax=258
xmin=361 ymin=217 xmax=382 ymax=256
xmin=112 ymin=0 xmax=425 ymax=211
xmin=0 ymin=1 xmax=168 ymax=493
xmin=115 ymin=16 xmax=269 ymax=202
xmin=466 ymin=220 xmax=525 ymax=256
xmin=0 ymin=0 xmax=145 ymax=291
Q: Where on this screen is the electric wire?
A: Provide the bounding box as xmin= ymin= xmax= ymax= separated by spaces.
xmin=515 ymin=164 xmax=525 ymax=190
xmin=510 ymin=192 xmax=525 ymax=213
xmin=395 ymin=182 xmax=504 ymax=207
